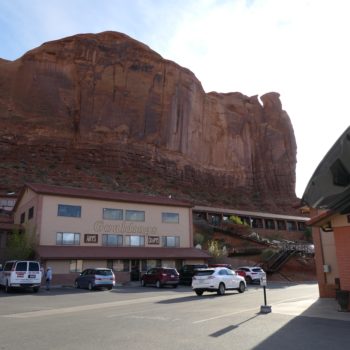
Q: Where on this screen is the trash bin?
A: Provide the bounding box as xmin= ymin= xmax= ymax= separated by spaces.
xmin=336 ymin=290 xmax=349 ymax=312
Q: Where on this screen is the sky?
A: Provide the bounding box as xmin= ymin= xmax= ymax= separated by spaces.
xmin=0 ymin=0 xmax=349 ymax=198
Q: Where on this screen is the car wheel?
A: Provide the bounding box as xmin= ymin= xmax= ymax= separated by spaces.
xmin=74 ymin=281 xmax=80 ymax=289
xmin=141 ymin=279 xmax=146 ymax=287
xmin=107 ymin=286 xmax=113 ymax=290
xmin=245 ymin=276 xmax=252 ymax=284
xmin=195 ymin=290 xmax=203 ymax=296
xmin=217 ymin=283 xmax=226 ymax=296
xmin=173 ymin=284 xmax=178 ymax=288
xmin=88 ymin=282 xmax=94 ymax=291
xmin=156 ymin=280 xmax=162 ymax=288
xmin=238 ymin=281 xmax=245 ymax=293
xmin=33 ymin=286 xmax=40 ymax=293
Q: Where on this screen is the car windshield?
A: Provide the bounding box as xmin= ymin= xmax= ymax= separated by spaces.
xmin=164 ymin=269 xmax=177 ymax=274
xmin=252 ymin=268 xmax=263 ymax=272
xmin=194 ymin=269 xmax=215 ymax=276
xmin=95 ymin=269 xmax=112 ymax=276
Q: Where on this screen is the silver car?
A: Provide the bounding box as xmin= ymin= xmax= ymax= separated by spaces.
xmin=192 ymin=267 xmax=246 ymax=296
xmin=75 ymin=268 xmax=115 ymax=290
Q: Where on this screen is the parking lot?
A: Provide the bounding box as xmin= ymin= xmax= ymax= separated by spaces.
xmin=1 ymin=282 xmax=350 ymax=350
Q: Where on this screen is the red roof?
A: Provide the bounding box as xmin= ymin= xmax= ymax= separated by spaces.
xmin=36 ymin=245 xmax=211 ymax=260
xmin=306 ymin=210 xmax=335 ymax=226
xmin=14 ymin=183 xmax=192 ymax=211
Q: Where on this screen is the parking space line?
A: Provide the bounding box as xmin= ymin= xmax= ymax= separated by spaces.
xmin=193 ymin=307 xmax=259 ymax=324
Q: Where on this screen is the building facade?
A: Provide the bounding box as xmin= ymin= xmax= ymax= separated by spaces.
xmin=13 ymin=183 xmax=210 ymax=285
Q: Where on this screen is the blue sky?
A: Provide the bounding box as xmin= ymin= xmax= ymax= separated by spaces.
xmin=1 ymin=0 xmax=349 ymax=198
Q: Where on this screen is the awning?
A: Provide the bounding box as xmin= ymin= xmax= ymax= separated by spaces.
xmin=302 ymin=126 xmax=350 ymax=212
xmin=36 ymin=245 xmax=212 ymax=260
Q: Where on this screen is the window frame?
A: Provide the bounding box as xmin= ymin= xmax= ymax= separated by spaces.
xmin=125 ymin=210 xmax=145 ymax=222
xmin=161 ymin=236 xmax=180 ymax=248
xmin=124 ymin=235 xmax=145 ymax=247
xmin=103 ymin=208 xmax=123 ymax=220
xmin=56 ymin=232 xmax=80 ymax=245
xmin=102 ymin=234 xmax=123 ymax=246
xmin=161 ymin=212 xmax=180 ymax=224
xmin=57 ymin=204 xmax=81 ymax=218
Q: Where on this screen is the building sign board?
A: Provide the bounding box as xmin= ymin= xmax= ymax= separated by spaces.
xmin=84 ymin=234 xmax=98 ymax=243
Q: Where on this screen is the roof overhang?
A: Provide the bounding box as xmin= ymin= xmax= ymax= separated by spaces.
xmin=36 ymin=246 xmax=212 ymax=260
xmin=302 ymin=126 xmax=350 ymax=214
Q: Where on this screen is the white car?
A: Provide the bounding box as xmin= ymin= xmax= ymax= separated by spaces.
xmin=236 ymin=266 xmax=266 ymax=284
xmin=192 ymin=267 xmax=246 ymax=296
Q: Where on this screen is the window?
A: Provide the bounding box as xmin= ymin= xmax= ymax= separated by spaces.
xmin=162 ymin=212 xmax=179 ymax=223
xmin=125 ymin=235 xmax=145 ymax=246
xmin=298 ymin=222 xmax=306 ymax=231
xmin=103 ymin=208 xmax=123 ymax=220
xmin=265 ymin=219 xmax=275 ymax=230
xmin=15 ymin=262 xmax=27 ymax=271
xmin=286 ymin=221 xmax=297 ymax=231
xmin=162 ymin=236 xmax=180 ymax=247
xmin=29 ymin=262 xmax=39 ymax=271
xmin=28 ymin=206 xmax=34 ymax=220
xmin=56 ymin=232 xmax=80 ymax=245
xmin=125 ymin=210 xmax=145 ymax=222
xmin=102 ymin=234 xmax=123 ymax=246
xmin=20 ymin=212 xmax=25 ymax=224
xmin=277 ymin=220 xmax=286 ymax=230
xmin=252 ymin=218 xmax=263 ymax=228
xmin=70 ymin=260 xmax=83 ymax=273
xmin=58 ymin=204 xmax=81 ymax=217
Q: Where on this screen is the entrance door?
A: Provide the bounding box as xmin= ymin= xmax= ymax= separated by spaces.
xmin=130 ymin=259 xmax=140 ymax=281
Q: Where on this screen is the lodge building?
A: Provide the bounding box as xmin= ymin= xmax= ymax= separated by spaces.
xmin=11 ymin=183 xmax=211 ymax=285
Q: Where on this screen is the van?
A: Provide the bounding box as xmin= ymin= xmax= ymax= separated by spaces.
xmin=0 ymin=260 xmax=42 ymax=293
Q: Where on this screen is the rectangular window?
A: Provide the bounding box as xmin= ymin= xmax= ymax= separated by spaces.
xmin=265 ymin=219 xmax=275 ymax=230
xmin=20 ymin=212 xmax=25 ymax=224
xmin=124 ymin=235 xmax=145 ymax=246
xmin=298 ymin=222 xmax=306 ymax=231
xmin=102 ymin=234 xmax=123 ymax=246
xmin=28 ymin=206 xmax=34 ymax=220
xmin=252 ymin=218 xmax=263 ymax=229
xmin=162 ymin=212 xmax=179 ymax=223
xmin=103 ymin=208 xmax=123 ymax=220
xmin=277 ymin=220 xmax=286 ymax=230
xmin=56 ymin=232 xmax=80 ymax=245
xmin=161 ymin=236 xmax=180 ymax=247
xmin=125 ymin=210 xmax=145 ymax=222
xmin=286 ymin=221 xmax=297 ymax=231
xmin=58 ymin=204 xmax=81 ymax=218
xmin=69 ymin=259 xmax=83 ymax=273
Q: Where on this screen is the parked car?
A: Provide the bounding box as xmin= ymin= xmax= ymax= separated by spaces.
xmin=0 ymin=260 xmax=42 ymax=293
xmin=235 ymin=269 xmax=247 ymax=279
xmin=192 ymin=267 xmax=246 ymax=296
xmin=236 ymin=266 xmax=266 ymax=284
xmin=209 ymin=264 xmax=232 ymax=269
xmin=75 ymin=268 xmax=115 ymax=290
xmin=179 ymin=264 xmax=208 ymax=285
xmin=141 ymin=267 xmax=179 ymax=288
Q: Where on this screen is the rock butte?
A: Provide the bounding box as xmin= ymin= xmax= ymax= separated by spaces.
xmin=0 ymin=31 xmax=298 ymax=214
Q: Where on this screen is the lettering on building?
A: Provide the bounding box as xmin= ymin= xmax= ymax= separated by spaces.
xmin=93 ymin=220 xmax=157 ymax=235
xmin=148 ymin=236 xmax=160 ymax=245
xmin=84 ymin=234 xmax=98 ymax=243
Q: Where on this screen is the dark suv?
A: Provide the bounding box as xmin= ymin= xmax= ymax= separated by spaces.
xmin=179 ymin=264 xmax=208 ymax=285
xmin=141 ymin=267 xmax=179 ymax=288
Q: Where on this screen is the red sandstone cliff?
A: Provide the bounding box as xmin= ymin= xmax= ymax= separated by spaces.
xmin=0 ymin=31 xmax=298 ymax=213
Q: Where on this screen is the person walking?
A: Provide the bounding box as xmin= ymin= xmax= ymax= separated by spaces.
xmin=45 ymin=267 xmax=52 ymax=291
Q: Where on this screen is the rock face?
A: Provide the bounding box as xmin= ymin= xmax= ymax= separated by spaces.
xmin=0 ymin=31 xmax=297 ymax=213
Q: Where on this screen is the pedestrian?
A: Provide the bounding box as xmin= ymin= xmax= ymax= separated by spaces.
xmin=45 ymin=267 xmax=52 ymax=291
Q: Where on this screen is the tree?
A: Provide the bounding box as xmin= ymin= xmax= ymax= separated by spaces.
xmin=207 ymin=240 xmax=227 ymax=258
xmin=4 ymin=229 xmax=36 ymax=261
